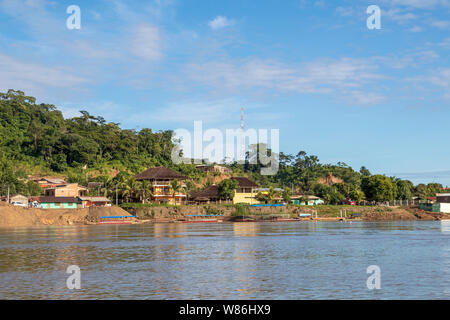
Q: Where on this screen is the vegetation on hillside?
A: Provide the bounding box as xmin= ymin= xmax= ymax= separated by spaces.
xmin=0 ymin=90 xmax=446 ymax=203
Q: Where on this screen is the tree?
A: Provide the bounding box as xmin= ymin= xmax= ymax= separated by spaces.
xmin=360 ymin=166 xmax=371 ymax=177
xmin=218 ymin=179 xmax=239 ymax=201
xmin=282 ymin=187 xmax=291 ymax=203
xmin=120 ymin=177 xmax=140 ymax=202
xmin=168 ymin=179 xmax=185 ymax=204
xmin=361 ymin=175 xmax=395 ymax=202
xmin=396 ymin=180 xmax=413 ymax=200
xmin=139 ymin=180 xmax=153 ymax=203
xmin=255 ymin=186 xmax=279 ymax=204
xmin=349 ymin=189 xmax=365 ymax=203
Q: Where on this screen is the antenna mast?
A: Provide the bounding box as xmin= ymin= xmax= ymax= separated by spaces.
xmin=240 ymin=107 xmax=245 ymax=161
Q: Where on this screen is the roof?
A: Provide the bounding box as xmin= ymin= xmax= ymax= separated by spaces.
xmin=135 ymin=166 xmax=187 ymax=180
xmin=79 ymin=196 xmax=111 ymax=202
xmin=37 ymin=196 xmax=80 ymax=203
xmin=230 ymin=177 xmax=259 ymax=188
xmin=31 ymin=177 xmax=66 ymax=184
xmin=290 ymin=195 xmax=321 ymax=200
xmin=190 ymin=185 xmax=219 ymax=200
xmin=10 ymin=194 xmax=28 ymax=199
xmin=254 ymin=188 xmax=284 ymax=192
xmin=47 ymin=183 xmax=87 ymax=190
xmin=87 ymin=182 xmax=103 ymax=188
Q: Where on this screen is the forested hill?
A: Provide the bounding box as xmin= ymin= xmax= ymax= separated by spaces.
xmin=0 ymin=89 xmax=445 ymax=202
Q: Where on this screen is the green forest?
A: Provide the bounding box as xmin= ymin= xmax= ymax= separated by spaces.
xmin=0 ymin=89 xmax=446 ymax=203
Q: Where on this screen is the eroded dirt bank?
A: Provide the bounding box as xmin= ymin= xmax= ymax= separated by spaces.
xmin=123 ymin=204 xmax=450 ymax=222
xmin=2 ymin=202 xmax=449 ymax=227
xmin=0 ymin=202 xmax=133 ymax=227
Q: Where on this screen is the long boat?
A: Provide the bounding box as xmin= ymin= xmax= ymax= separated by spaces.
xmin=182 ymin=214 xmax=224 ymax=223
xmin=97 ymin=215 xmax=137 ymax=225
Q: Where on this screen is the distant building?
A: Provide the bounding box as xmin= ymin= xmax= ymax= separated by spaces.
xmin=436 ymin=193 xmax=450 ymax=213
xmin=196 ymin=165 xmax=232 ymax=174
xmin=78 ymin=196 xmax=111 ymax=208
xmin=291 ymin=195 xmax=324 ymax=206
xmin=44 ymin=183 xmax=87 ymax=198
xmin=9 ymin=194 xmax=29 ymax=205
xmin=30 ymin=177 xmax=66 ymax=188
xmin=135 ymin=166 xmax=188 ymax=205
xmin=190 ymin=185 xmax=220 ymax=204
xmin=37 ymin=196 xmax=80 ymax=209
xmin=231 ymin=177 xmax=260 ymax=205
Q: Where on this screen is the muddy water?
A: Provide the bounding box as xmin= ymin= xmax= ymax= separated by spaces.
xmin=0 ymin=221 xmax=449 ymax=299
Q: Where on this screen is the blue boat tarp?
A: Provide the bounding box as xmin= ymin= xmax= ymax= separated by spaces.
xmin=100 ymin=216 xmax=136 ymax=219
xmin=299 ymin=213 xmax=312 ymax=217
xmin=250 ymin=204 xmax=285 ymax=207
xmin=186 ymin=214 xmax=224 ymax=217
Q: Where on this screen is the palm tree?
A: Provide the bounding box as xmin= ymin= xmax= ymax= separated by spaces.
xmin=169 ymin=179 xmax=185 ymax=205
xmin=140 ymin=180 xmax=153 ymax=203
xmin=267 ymin=186 xmax=279 ymax=204
xmin=121 ymin=177 xmax=140 ymax=203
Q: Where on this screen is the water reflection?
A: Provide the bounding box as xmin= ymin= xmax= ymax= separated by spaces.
xmin=0 ymin=221 xmax=448 ymax=299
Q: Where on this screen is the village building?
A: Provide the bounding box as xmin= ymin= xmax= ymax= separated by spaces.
xmin=436 ymin=193 xmax=450 ymax=213
xmin=8 ymin=194 xmax=29 ymax=205
xmin=231 ymin=177 xmax=260 ymax=205
xmin=37 ymin=196 xmax=80 ymax=209
xmin=44 ymin=183 xmax=87 ymax=198
xmin=135 ymin=166 xmax=188 ymax=205
xmin=30 ymin=176 xmax=66 ymax=188
xmin=291 ymin=195 xmax=324 ymax=206
xmin=196 ymin=164 xmax=232 ymax=174
xmin=78 ymin=196 xmax=111 ymax=208
xmin=189 ymin=185 xmax=220 ymax=204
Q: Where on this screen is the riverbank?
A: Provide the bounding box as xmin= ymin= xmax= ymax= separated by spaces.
xmin=122 ymin=204 xmax=450 ymax=223
xmin=0 ymin=201 xmax=134 ymax=227
xmin=1 ymin=202 xmax=448 ymax=227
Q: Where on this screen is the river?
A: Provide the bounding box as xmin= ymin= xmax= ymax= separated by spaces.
xmin=0 ymin=221 xmax=449 ymax=299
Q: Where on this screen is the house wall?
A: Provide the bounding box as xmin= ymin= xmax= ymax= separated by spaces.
xmin=440 ymin=203 xmax=450 ymax=213
xmin=41 ymin=202 xmax=78 ymax=209
xmin=233 ymin=190 xmax=260 ymax=205
xmin=10 ymin=196 xmax=28 ymax=204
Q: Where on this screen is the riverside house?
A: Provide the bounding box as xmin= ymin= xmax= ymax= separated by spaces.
xmin=135 ymin=166 xmax=188 ymax=205
xmin=291 ymin=195 xmax=324 ymax=206
xmin=79 ymin=196 xmax=111 ymax=208
xmin=231 ymin=177 xmax=260 ymax=205
xmin=37 ymin=196 xmax=79 ymax=209
xmin=30 ymin=176 xmax=66 ymax=188
xmin=44 ymin=183 xmax=87 ymax=198
xmin=190 ymin=184 xmax=221 ymax=204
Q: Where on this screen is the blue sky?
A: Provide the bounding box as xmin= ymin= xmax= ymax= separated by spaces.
xmin=0 ymin=0 xmax=449 ymax=185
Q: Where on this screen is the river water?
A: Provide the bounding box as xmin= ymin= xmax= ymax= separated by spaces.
xmin=0 ymin=221 xmax=449 ymax=299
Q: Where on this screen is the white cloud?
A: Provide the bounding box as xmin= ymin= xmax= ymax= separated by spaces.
xmin=129 ymin=24 xmax=163 ymax=61
xmin=430 ymin=19 xmax=450 ymax=29
xmin=387 ymin=0 xmax=450 ymax=9
xmin=409 ymin=26 xmax=423 ymax=32
xmin=0 ymin=53 xmax=88 ymax=94
xmin=346 ymin=91 xmax=386 ymax=105
xmin=140 ymin=99 xmax=239 ymax=124
xmin=183 ymin=57 xmax=384 ymax=102
xmin=208 ymin=16 xmax=235 ymax=30
xmin=384 ymin=8 xmax=417 ymax=23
